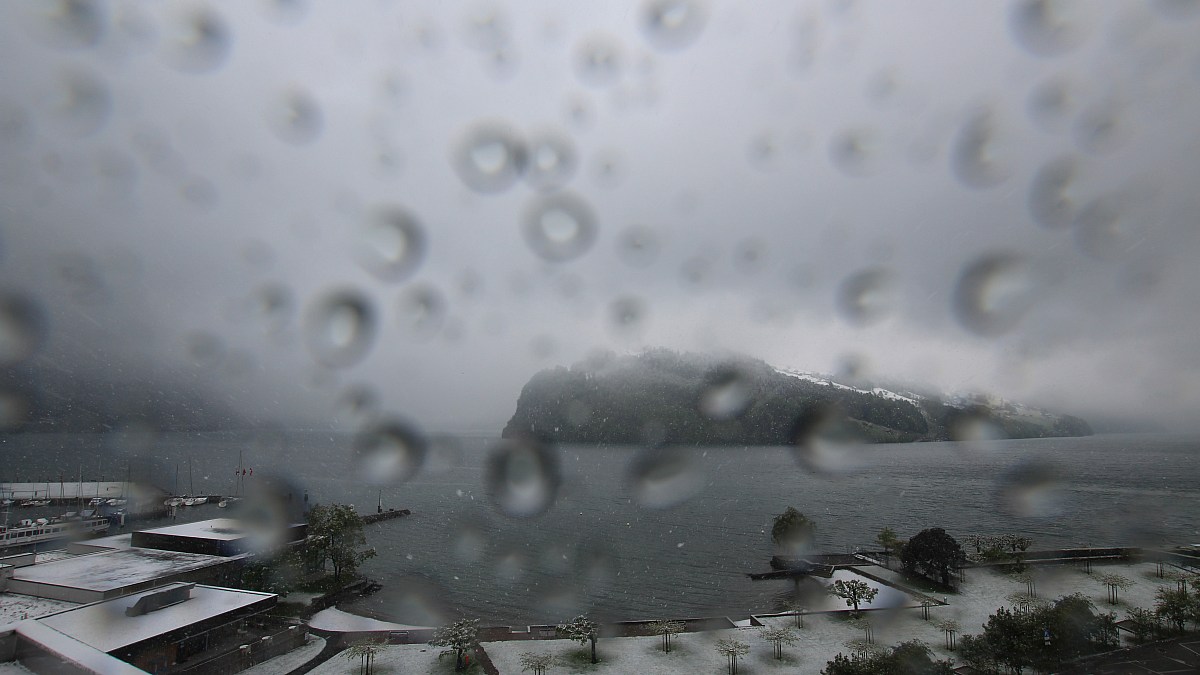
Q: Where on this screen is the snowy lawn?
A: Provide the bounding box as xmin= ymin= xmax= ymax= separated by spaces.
xmin=0 ymin=593 xmax=77 ymax=626
xmin=308 ymin=644 xmax=484 ymax=675
xmin=239 ymin=636 xmax=325 ymax=675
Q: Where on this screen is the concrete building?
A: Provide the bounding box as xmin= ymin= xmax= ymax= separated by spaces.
xmin=130 ymin=519 xmax=307 ymax=558
xmin=2 ymin=548 xmax=238 ymax=604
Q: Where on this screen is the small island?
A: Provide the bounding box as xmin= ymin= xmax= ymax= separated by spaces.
xmin=502 ymin=349 xmax=1091 ymax=446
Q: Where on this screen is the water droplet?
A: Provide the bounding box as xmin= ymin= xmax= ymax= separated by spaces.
xmin=952 ymin=254 xmax=1038 ymax=336
xmin=945 ymin=406 xmax=1007 ymax=444
xmin=627 ymin=446 xmax=705 ymax=509
xmin=836 ymin=268 xmax=896 ymax=326
xmin=336 ymin=384 xmax=378 ymax=426
xmin=355 ymin=207 xmax=426 ymax=282
xmin=264 ymin=0 xmax=308 ymax=24
xmin=522 ymin=192 xmax=597 ymax=263
xmin=1027 ymin=157 xmax=1079 ymax=229
xmin=165 ymin=7 xmax=231 ymax=73
xmin=254 ymin=283 xmax=293 ymax=333
xmin=616 ymin=225 xmax=660 ymax=267
xmin=452 ymin=521 xmax=486 ymax=563
xmin=680 ymin=254 xmax=714 ymax=288
xmin=590 ymin=149 xmax=625 ymax=188
xmin=1074 ymin=196 xmax=1140 ymax=261
xmin=0 ymin=293 xmax=46 ymax=365
xmin=396 ymin=284 xmax=446 ymax=339
xmin=425 ymin=435 xmax=465 ymax=476
xmin=1073 ymin=102 xmax=1126 ymax=154
xmin=462 ymin=6 xmax=509 ymax=51
xmin=524 ymin=131 xmax=578 ymax=191
xmin=609 ymin=295 xmax=646 ymax=333
xmin=951 ymin=110 xmax=1008 ymax=188
xmin=1152 ymin=0 xmax=1200 ymax=19
xmin=998 ymin=459 xmax=1065 ymax=517
xmin=829 ymin=128 xmax=880 ymax=176
xmin=0 ymin=389 xmax=31 ymax=431
xmin=1009 ymin=0 xmax=1089 ymax=57
xmin=268 ymin=88 xmax=323 ymax=145
xmin=698 ymin=365 xmax=755 ymax=421
xmin=39 ymin=0 xmax=104 ymax=49
xmin=642 ymin=0 xmax=707 ymax=51
xmin=376 ymin=576 xmax=450 ymax=626
xmin=575 ymin=35 xmax=623 ymax=86
xmin=354 ymin=420 xmax=428 ymax=486
xmin=304 ymin=290 xmax=377 ymax=367
xmin=452 ymin=122 xmax=527 ymax=193
xmin=485 ymin=438 xmax=561 ymax=518
xmin=790 ymin=405 xmax=862 ymax=474
xmin=54 ymin=70 xmax=110 ymax=137
xmin=1027 ymin=77 xmax=1075 ymax=131
xmin=733 ymin=239 xmax=768 ymax=274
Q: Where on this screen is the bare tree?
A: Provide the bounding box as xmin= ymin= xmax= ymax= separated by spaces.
xmin=647 ymin=619 xmax=685 ymax=653
xmin=848 ymin=615 xmax=873 ymax=645
xmin=933 ymin=618 xmax=960 ymax=651
xmin=715 ymin=638 xmax=749 ymax=675
xmin=1096 ymin=572 xmax=1134 ymax=605
xmin=919 ymin=597 xmax=938 ymax=621
xmin=758 ymin=625 xmax=799 ymax=660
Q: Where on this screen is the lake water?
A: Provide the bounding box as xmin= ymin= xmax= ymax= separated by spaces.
xmin=1 ymin=431 xmax=1197 ymax=625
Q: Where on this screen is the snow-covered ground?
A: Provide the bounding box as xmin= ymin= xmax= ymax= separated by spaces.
xmin=0 ymin=662 xmax=33 ymax=675
xmin=0 ymin=593 xmax=77 ymax=626
xmin=309 ymin=607 xmax=430 ymax=632
xmin=309 ymin=644 xmax=477 ymax=675
xmin=239 ymin=636 xmax=326 ymax=675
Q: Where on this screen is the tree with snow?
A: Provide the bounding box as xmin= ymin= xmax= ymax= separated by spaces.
xmin=557 ymin=615 xmax=600 ymax=664
xmin=715 ymin=638 xmax=749 ymax=675
xmin=344 ymin=639 xmax=383 ymax=675
xmin=758 ymin=625 xmax=798 ymax=660
xmin=1096 ymin=572 xmax=1133 ymax=605
xmin=831 ymin=578 xmax=878 ymax=615
xmin=647 ymin=619 xmax=685 ymax=653
xmin=306 ymin=503 xmax=376 ymax=584
xmin=430 ymin=618 xmax=479 ymax=671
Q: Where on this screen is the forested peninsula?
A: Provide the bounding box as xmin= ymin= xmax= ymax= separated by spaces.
xmin=502 ymin=350 xmax=1092 ymax=446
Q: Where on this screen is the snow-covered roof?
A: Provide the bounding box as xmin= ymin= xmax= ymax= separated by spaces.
xmin=11 ymin=620 xmax=144 ymax=675
xmin=0 ymin=593 xmax=78 ymax=626
xmin=135 ymin=518 xmax=251 ymax=541
xmin=37 ymin=583 xmax=275 ymax=653
xmin=12 ymin=548 xmax=227 ymax=591
xmin=68 ymin=533 xmax=133 ymax=552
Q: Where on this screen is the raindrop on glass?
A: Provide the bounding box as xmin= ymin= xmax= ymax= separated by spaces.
xmin=836 ymin=267 xmax=896 ymax=326
xmin=485 ymin=438 xmax=562 ymax=518
xmin=336 ymin=384 xmax=378 ymax=425
xmin=355 ymin=207 xmax=426 ymax=282
xmin=0 ymin=293 xmax=46 ymax=366
xmin=354 ymin=420 xmax=428 ymax=486
xmin=616 ymin=225 xmax=660 ymax=268
xmin=1027 ymin=77 xmax=1075 ymax=131
xmin=303 ymin=290 xmax=377 ymax=368
xmin=575 ymin=35 xmax=623 ymax=86
xmin=609 ymin=295 xmax=646 ymax=333
xmin=952 ymin=253 xmax=1038 ymax=336
xmin=451 ymin=122 xmax=527 ymax=193
xmin=268 ymin=88 xmax=323 ymax=145
xmin=998 ymin=459 xmax=1065 ymax=517
xmin=789 ymin=404 xmax=862 ymax=474
xmin=642 ymin=0 xmax=707 ymax=51
xmin=951 ymin=110 xmax=1008 ymax=188
xmin=396 ymin=283 xmax=447 ymax=339
xmin=164 ymin=7 xmax=231 ymax=73
xmin=829 ymin=128 xmax=880 ymax=176
xmin=1009 ymin=0 xmax=1089 ymax=57
xmin=1074 ymin=196 xmax=1139 ymax=261
xmin=698 ymin=365 xmax=754 ymax=421
xmin=522 ymin=192 xmax=597 ymax=263
xmin=524 ymin=131 xmax=578 ymax=191
xmin=39 ymin=0 xmax=104 ymax=49
xmin=54 ymin=70 xmax=111 ymax=137
xmin=1027 ymin=157 xmax=1078 ymax=229
xmin=626 ymin=446 xmax=705 ymax=509
xmin=452 ymin=521 xmax=486 ymax=563
xmin=0 ymin=389 xmax=30 ymax=431
xmin=1072 ymin=102 xmax=1126 ymax=155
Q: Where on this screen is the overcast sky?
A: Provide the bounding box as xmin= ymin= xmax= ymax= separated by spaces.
xmin=2 ymin=0 xmax=1199 ymax=433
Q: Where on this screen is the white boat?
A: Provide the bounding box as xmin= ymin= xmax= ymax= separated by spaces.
xmin=183 ymin=497 xmax=202 ymax=506
xmin=88 ymin=497 xmax=106 ymax=507
xmin=218 ymin=497 xmax=241 ymax=508
xmin=164 ymin=497 xmax=184 ymax=507
xmin=106 ymin=498 xmax=127 ymax=506
xmin=0 ymin=515 xmax=109 ymax=550
xmin=18 ymin=499 xmax=51 ymax=508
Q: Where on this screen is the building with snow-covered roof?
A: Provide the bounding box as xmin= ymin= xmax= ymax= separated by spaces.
xmin=1 ymin=583 xmax=292 ymax=674
xmin=131 ymin=518 xmax=307 ymax=557
xmin=3 ymin=548 xmax=238 ymax=604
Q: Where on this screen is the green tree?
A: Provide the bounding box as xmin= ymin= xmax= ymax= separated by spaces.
xmin=822 ymin=640 xmax=953 ymax=675
xmin=557 ymin=615 xmax=599 ymax=664
xmin=758 ymin=625 xmax=798 ymax=660
xmin=306 ymin=503 xmax=376 ymax=584
xmin=771 ymin=507 xmax=816 ymax=551
xmin=1096 ymin=572 xmax=1133 ymax=605
xmin=430 ymin=618 xmax=479 ymax=671
xmin=876 ymin=527 xmax=901 ymax=562
xmin=647 ymin=619 xmax=684 ymax=653
xmin=519 ymin=651 xmax=553 ymax=675
xmin=831 ymin=579 xmax=879 ymax=615
xmin=344 ymin=639 xmax=384 ymax=675
xmin=715 ymin=638 xmax=749 ymax=675
xmin=1125 ymin=607 xmax=1161 ymax=643
xmin=900 ymin=528 xmax=965 ymax=586
xmin=1155 ymin=586 xmax=1191 ymax=633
